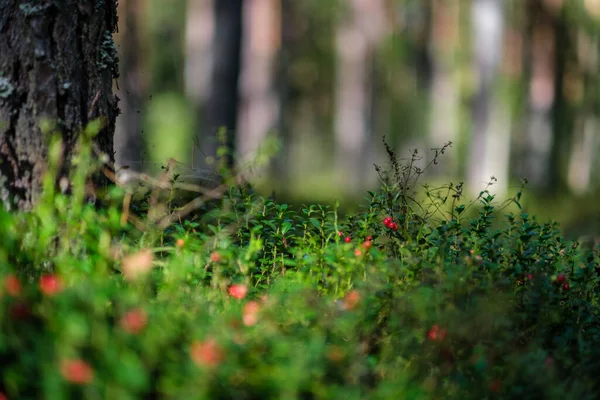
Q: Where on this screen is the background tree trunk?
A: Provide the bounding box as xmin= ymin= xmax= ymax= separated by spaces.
xmin=274 ymin=0 xmax=295 ymax=189
xmin=114 ymin=0 xmax=144 ymax=172
xmin=428 ymin=0 xmax=459 ymax=177
xmin=516 ymin=0 xmax=556 ymax=190
xmin=0 ymin=0 xmax=119 ymax=210
xmin=236 ymin=0 xmax=279 ymax=166
xmin=200 ymin=0 xmax=243 ymax=172
xmin=333 ymin=0 xmax=386 ymax=193
xmin=467 ymin=0 xmax=510 ymax=197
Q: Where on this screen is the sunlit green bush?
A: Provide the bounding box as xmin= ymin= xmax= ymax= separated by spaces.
xmin=1 ymin=127 xmax=599 ymax=399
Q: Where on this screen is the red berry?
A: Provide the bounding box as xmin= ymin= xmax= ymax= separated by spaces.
xmin=190 ymin=338 xmax=224 ymax=368
xmin=243 ymin=301 xmax=261 ymax=326
xmin=228 ymin=284 xmax=248 ymax=299
xmin=556 ymin=273 xmax=566 ymax=284
xmin=60 ymin=359 xmax=94 ymax=384
xmin=361 ymin=240 xmax=372 ymax=250
xmin=489 ymin=379 xmax=502 ymax=393
xmin=427 ymin=324 xmax=447 ymax=341
xmin=39 ymin=274 xmax=62 ymax=296
xmin=120 ymin=308 xmax=148 ymax=334
xmin=210 ymin=252 xmax=223 ymax=263
xmin=337 ymin=230 xmax=344 ymax=237
xmin=563 ymin=283 xmax=570 ymax=291
xmin=354 ymin=249 xmax=362 ymax=257
xmin=389 ymin=222 xmax=398 ymax=231
xmin=344 ymin=236 xmax=352 ymax=243
xmin=343 ymin=290 xmax=360 ymax=310
xmin=383 ymin=217 xmax=392 ymax=226
xmin=4 ymin=274 xmax=21 ymax=297
xmin=366 ymin=235 xmax=372 ymax=241
xmin=527 ymin=274 xmax=534 ymax=281
xmin=10 ymin=302 xmax=30 ymax=320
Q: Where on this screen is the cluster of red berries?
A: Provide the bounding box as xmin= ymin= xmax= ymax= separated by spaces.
xmin=3 ymin=273 xmax=63 ymax=297
xmin=554 ymin=273 xmax=570 ymax=291
xmin=383 ymin=216 xmax=398 ymax=231
xmin=337 ymin=230 xmax=353 ymax=243
xmin=427 ymin=324 xmax=447 ymax=342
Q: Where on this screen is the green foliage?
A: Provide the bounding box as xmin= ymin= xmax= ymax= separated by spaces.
xmin=1 ymin=130 xmax=600 ymax=399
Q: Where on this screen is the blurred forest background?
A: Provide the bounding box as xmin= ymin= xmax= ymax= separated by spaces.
xmin=112 ymin=0 xmax=600 ymax=237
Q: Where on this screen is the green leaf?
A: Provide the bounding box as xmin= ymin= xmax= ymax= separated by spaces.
xmin=282 ymin=221 xmax=293 ymax=235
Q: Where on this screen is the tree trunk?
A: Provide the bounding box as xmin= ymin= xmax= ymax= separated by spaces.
xmin=548 ymin=7 xmax=572 ymax=195
xmin=185 ymin=0 xmax=214 ymax=108
xmin=274 ymin=0 xmax=295 ymax=189
xmin=517 ymin=0 xmax=556 ymax=190
xmin=467 ymin=0 xmax=511 ymax=197
xmin=200 ymin=0 xmax=243 ymax=171
xmin=114 ymin=0 xmax=144 ymax=172
xmin=0 ymin=0 xmax=119 ymax=211
xmin=333 ymin=0 xmax=386 ymax=193
xmin=428 ymin=0 xmax=459 ymax=177
xmin=237 ymin=0 xmax=279 ymax=166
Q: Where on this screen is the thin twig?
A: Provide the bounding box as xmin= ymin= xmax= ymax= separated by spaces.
xmin=88 ymin=90 xmax=102 ymax=119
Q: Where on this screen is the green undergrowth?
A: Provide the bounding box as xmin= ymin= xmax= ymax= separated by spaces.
xmin=1 ymin=126 xmax=600 ymax=400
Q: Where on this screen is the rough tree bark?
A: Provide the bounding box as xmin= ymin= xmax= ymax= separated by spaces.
xmin=0 ymin=0 xmax=119 ymax=211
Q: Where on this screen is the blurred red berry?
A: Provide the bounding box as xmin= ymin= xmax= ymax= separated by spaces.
xmin=242 ymin=301 xmax=261 ymax=326
xmin=366 ymin=235 xmax=372 ymax=241
xmin=343 ymin=290 xmax=360 ymax=310
xmin=361 ymin=240 xmax=372 ymax=250
xmin=0 ymin=392 xmax=7 ymax=400
xmin=354 ymin=249 xmax=362 ymax=257
xmin=344 ymin=236 xmax=352 ymax=243
xmin=489 ymin=379 xmax=502 ymax=393
xmin=389 ymin=222 xmax=399 ymax=231
xmin=60 ymin=359 xmax=94 ymax=384
xmin=383 ymin=217 xmax=392 ymax=226
xmin=563 ymin=283 xmax=570 ymax=291
xmin=10 ymin=302 xmax=30 ymax=320
xmin=556 ymin=273 xmax=566 ymax=284
xmin=427 ymin=324 xmax=447 ymax=342
xmin=327 ymin=345 xmax=345 ymax=363
xmin=337 ymin=230 xmax=343 ymax=237
xmin=39 ymin=274 xmax=62 ymax=296
xmin=190 ymin=338 xmax=223 ymax=368
xmin=545 ymin=357 xmax=553 ymax=367
xmin=4 ymin=274 xmax=21 ymax=297
xmin=176 ymin=238 xmax=185 ymax=248
xmin=228 ymin=284 xmax=248 ymax=299
xmin=120 ymin=308 xmax=148 ymax=334
xmin=527 ymin=273 xmax=534 ymax=281
xmin=121 ymin=249 xmax=154 ymax=281
xmin=210 ymin=251 xmax=222 ymax=263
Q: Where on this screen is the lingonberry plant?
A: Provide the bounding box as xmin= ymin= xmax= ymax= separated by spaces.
xmin=0 ymin=128 xmax=599 ymax=399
